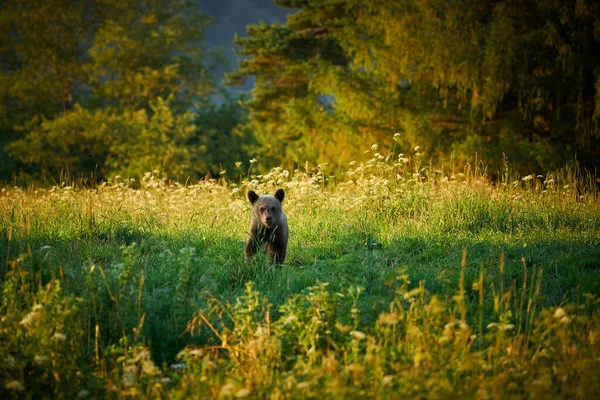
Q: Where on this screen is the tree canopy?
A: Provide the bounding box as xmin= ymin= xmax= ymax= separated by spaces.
xmin=229 ymin=0 xmax=600 ymax=172
xmin=0 ymin=0 xmax=251 ymax=182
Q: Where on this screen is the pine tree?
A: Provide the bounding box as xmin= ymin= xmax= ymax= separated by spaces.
xmin=229 ymin=0 xmax=600 ymax=172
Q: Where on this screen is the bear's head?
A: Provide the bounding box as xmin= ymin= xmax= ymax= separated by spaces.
xmin=248 ymin=189 xmax=285 ymax=229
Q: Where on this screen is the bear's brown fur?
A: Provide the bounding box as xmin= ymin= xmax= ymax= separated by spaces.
xmin=245 ymin=188 xmax=289 ymax=264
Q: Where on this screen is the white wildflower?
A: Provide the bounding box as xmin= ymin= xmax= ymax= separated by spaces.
xmin=235 ymin=388 xmax=251 ymax=398
xmin=553 ymin=308 xmax=566 ymax=319
xmin=20 ymin=312 xmax=35 ymax=327
xmin=350 ymin=330 xmax=367 ymax=340
xmin=52 ymin=333 xmax=67 ymax=341
xmin=5 ymin=380 xmax=24 ymax=391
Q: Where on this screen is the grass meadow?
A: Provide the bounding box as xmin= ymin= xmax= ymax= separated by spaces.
xmin=1 ymin=146 xmax=599 ymax=398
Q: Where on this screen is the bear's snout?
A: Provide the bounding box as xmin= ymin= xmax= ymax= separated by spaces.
xmin=265 ymin=215 xmax=273 ymax=225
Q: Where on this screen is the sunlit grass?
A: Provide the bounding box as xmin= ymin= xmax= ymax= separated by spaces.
xmin=0 ymin=144 xmax=599 ymax=397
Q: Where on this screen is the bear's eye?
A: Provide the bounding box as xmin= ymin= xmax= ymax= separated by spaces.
xmin=259 ymin=207 xmax=266 ymax=212
xmin=271 ymin=206 xmax=276 ymax=211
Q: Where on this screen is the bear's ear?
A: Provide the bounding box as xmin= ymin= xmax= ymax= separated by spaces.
xmin=248 ymin=190 xmax=259 ymax=204
xmin=274 ymin=188 xmax=285 ymax=202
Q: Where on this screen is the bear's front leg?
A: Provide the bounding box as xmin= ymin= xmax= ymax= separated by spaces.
xmin=267 ymin=235 xmax=286 ymax=264
xmin=244 ymin=228 xmax=260 ymax=263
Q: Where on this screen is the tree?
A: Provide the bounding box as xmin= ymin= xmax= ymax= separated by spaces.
xmin=1 ymin=0 xmax=245 ymax=182
xmin=228 ymin=0 xmax=600 ymax=172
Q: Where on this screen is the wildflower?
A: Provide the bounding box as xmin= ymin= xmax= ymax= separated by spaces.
xmin=235 ymin=389 xmax=251 ymax=398
xmin=553 ymin=308 xmax=566 ymax=319
xmin=297 ymin=382 xmax=310 ymax=389
xmin=34 ymin=355 xmax=48 ymax=364
xmin=350 ymin=330 xmax=367 ymax=340
xmin=249 ymin=158 xmax=257 ymax=164
xmin=52 ymin=333 xmax=67 ymax=341
xmin=371 ymin=144 xmax=378 ymax=151
xmin=394 ymin=132 xmax=401 ymax=139
xmin=5 ymin=380 xmax=24 ymax=392
xmin=254 ymin=326 xmax=268 ymax=338
xmin=219 ymin=383 xmax=237 ymax=397
xmin=487 ymin=322 xmax=514 ymax=331
xmin=414 ymin=145 xmax=420 ymax=151
xmin=219 ymin=170 xmax=226 ymax=175
xmin=522 ymin=175 xmax=534 ymax=181
xmin=235 ymin=161 xmax=243 ymax=168
xmin=20 ymin=312 xmax=35 ymax=327
xmin=382 ymin=375 xmax=394 ymax=385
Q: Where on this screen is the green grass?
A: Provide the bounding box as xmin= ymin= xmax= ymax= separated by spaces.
xmin=1 ymin=152 xmax=599 ymax=398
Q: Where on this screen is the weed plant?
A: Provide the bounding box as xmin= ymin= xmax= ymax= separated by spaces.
xmin=0 ymin=142 xmax=599 ymax=398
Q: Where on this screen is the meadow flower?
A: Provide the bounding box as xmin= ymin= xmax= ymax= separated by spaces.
xmin=297 ymin=382 xmax=310 ymax=389
xmin=235 ymin=388 xmax=251 ymax=398
xmin=254 ymin=326 xmax=268 ymax=338
xmin=553 ymin=307 xmax=566 ymax=319
xmin=219 ymin=383 xmax=237 ymax=397
xmin=249 ymin=158 xmax=257 ymax=164
xmin=553 ymin=308 xmax=571 ymax=323
xmin=34 ymin=355 xmax=48 ymax=364
xmin=487 ymin=322 xmax=514 ymax=331
xmin=52 ymin=333 xmax=67 ymax=341
xmin=371 ymin=144 xmax=378 ymax=151
xmin=5 ymin=380 xmax=24 ymax=392
xmin=350 ymin=330 xmax=367 ymax=340
xmin=20 ymin=312 xmax=35 ymax=327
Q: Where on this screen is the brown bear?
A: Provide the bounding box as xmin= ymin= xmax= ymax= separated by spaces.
xmin=245 ymin=188 xmax=289 ymax=264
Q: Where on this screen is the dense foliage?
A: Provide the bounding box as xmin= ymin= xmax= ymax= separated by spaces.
xmin=1 ymin=148 xmax=599 ymax=397
xmin=229 ymin=0 xmax=600 ymax=173
xmin=0 ymin=0 xmax=251 ymax=182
